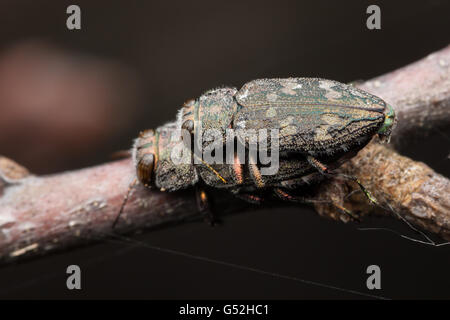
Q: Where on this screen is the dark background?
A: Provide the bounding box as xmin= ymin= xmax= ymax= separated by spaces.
xmin=0 ymin=0 xmax=449 ymax=299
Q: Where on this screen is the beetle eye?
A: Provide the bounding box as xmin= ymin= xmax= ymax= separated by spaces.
xmin=137 ymin=153 xmax=155 ymax=186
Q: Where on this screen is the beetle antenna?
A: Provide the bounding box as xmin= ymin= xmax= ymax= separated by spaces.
xmin=113 ymin=178 xmax=137 ymax=229
xmin=192 ymin=153 xmax=227 ymax=184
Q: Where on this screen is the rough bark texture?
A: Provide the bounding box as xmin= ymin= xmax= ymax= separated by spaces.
xmin=314 ymin=143 xmax=450 ymax=240
xmin=314 ymin=45 xmax=450 ymax=239
xmin=0 ymin=45 xmax=449 ymax=265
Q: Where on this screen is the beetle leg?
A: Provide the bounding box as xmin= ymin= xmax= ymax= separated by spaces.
xmin=273 ymin=187 xmax=360 ymax=221
xmin=306 ymin=155 xmax=329 ymax=174
xmin=195 ymin=186 xmax=219 ymax=226
xmin=228 ymin=152 xmax=263 ymax=204
xmin=231 ymin=188 xmax=264 ymax=204
xmin=249 ymin=163 xmax=265 ymax=188
xmin=278 ymin=173 xmax=324 ymax=189
xmin=229 ymin=149 xmax=259 ymax=188
xmin=306 ymin=155 xmax=377 ymax=206
xmin=333 ymin=202 xmax=361 ymax=221
xmin=248 ymin=152 xmax=265 ymax=188
xmin=273 ymin=188 xmax=317 ymax=204
xmin=231 ymin=152 xmax=244 ymax=185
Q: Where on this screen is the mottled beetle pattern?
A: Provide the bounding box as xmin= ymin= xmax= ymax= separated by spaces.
xmin=118 ymin=78 xmax=395 ymax=225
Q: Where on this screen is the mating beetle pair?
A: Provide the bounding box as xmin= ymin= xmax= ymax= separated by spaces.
xmin=119 ymin=78 xmax=395 ymax=225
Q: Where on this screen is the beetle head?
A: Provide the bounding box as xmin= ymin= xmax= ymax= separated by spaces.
xmin=377 ymin=104 xmax=396 ymax=143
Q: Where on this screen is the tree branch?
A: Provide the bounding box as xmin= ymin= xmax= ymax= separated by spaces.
xmin=315 ymin=45 xmax=450 ymax=240
xmin=0 ymin=45 xmax=449 ymax=265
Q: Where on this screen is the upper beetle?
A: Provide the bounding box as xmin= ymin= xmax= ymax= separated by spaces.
xmin=175 ymin=78 xmax=395 ymax=190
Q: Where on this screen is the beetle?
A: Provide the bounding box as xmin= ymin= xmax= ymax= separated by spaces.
xmin=114 ymin=78 xmax=395 ymax=226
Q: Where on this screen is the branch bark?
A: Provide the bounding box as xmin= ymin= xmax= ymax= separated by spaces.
xmin=0 ymin=45 xmax=449 ymax=265
xmin=314 ymin=46 xmax=450 ymax=239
